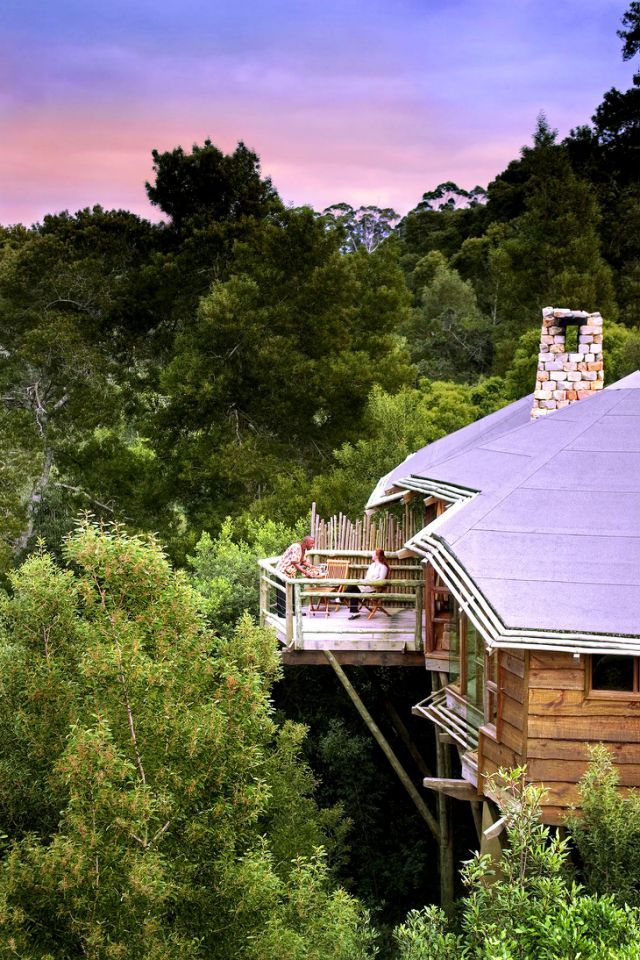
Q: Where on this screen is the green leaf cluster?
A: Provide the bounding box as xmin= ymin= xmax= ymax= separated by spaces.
xmin=393 ymin=768 xmax=640 ymax=960
xmin=0 ymin=522 xmax=374 ymax=958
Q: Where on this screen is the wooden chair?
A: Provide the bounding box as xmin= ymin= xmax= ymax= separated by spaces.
xmin=306 ymin=560 xmax=350 ymax=616
xmin=359 ymin=585 xmax=392 ymax=620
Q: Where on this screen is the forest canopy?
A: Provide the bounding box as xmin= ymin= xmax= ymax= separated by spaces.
xmin=1 ymin=4 xmax=640 ymax=956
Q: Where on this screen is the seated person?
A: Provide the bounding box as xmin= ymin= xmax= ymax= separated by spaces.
xmin=346 ymin=548 xmax=390 ymax=619
xmin=275 ymin=536 xmax=316 ymax=616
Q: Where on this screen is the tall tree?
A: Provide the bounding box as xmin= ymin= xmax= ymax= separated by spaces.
xmin=0 ymin=210 xmax=170 ymax=564
xmin=619 ymin=1 xmax=640 ymax=60
xmin=0 ymin=523 xmax=376 ymax=958
xmin=152 ymin=207 xmax=412 ymax=534
xmin=462 ymin=118 xmax=616 ymax=368
xmin=321 ymin=204 xmax=400 ymax=254
xmin=146 ymin=139 xmax=281 ymax=231
xmin=401 ymin=252 xmax=494 ymax=380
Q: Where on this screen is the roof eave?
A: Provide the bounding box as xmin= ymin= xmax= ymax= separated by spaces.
xmin=408 ymin=528 xmax=640 ymax=656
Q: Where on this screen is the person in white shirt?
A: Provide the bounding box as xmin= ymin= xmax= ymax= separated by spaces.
xmin=347 ymin=548 xmax=390 ymax=618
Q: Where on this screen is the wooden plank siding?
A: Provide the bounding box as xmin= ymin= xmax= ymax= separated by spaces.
xmin=524 ymin=651 xmax=640 ymax=823
xmin=478 ymin=650 xmax=526 ymax=799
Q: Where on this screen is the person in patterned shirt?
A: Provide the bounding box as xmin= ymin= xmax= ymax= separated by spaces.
xmin=275 ymin=536 xmax=315 ymax=616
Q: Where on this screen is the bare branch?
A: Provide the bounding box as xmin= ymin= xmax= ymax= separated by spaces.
xmin=53 ymin=483 xmax=116 ymax=514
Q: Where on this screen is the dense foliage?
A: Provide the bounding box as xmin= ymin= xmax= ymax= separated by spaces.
xmin=1 ymin=4 xmax=640 ymax=955
xmin=394 ymin=769 xmax=640 ymax=960
xmin=0 ymin=523 xmax=375 ymax=958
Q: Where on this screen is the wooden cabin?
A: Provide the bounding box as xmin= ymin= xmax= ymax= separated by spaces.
xmin=259 ymin=309 xmax=640 ymax=874
xmin=367 ymin=309 xmax=640 ymax=824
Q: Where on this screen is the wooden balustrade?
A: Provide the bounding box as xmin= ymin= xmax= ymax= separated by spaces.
xmin=258 ymin=551 xmax=424 ymax=654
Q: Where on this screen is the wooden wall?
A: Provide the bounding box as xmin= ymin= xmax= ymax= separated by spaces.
xmin=526 ymin=651 xmax=640 ymax=823
xmin=478 ymin=649 xmax=526 ymax=791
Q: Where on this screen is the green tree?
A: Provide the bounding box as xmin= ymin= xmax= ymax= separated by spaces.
xmin=0 ymin=210 xmax=180 ymax=565
xmin=619 ymin=2 xmax=640 ymax=59
xmin=297 ymin=379 xmax=507 ymax=521
xmin=146 ymin=139 xmax=281 ymax=231
xmin=188 ymin=515 xmax=308 ymax=633
xmin=394 ymin=769 xmax=640 ymax=960
xmin=0 ymin=523 xmax=374 ymax=958
xmin=321 ymin=204 xmax=400 ymax=254
xmin=568 ymin=745 xmax=640 ymax=907
xmin=488 ymin=121 xmax=616 ymax=368
xmin=153 ymin=209 xmax=412 ymax=533
xmin=401 ymin=252 xmax=493 ymax=380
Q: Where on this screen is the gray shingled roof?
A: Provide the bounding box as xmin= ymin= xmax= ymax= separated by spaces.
xmin=370 ymin=374 xmax=640 ymax=649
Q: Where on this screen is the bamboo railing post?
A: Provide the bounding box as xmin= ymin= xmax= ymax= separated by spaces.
xmin=294 ymin=582 xmax=304 ymax=650
xmin=285 ymin=581 xmax=294 ymax=647
xmin=324 ymin=650 xmax=440 ymax=842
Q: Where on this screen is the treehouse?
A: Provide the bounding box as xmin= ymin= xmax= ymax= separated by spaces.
xmin=366 ymin=308 xmax=640 ymax=826
xmin=259 ymin=308 xmax=640 ymax=902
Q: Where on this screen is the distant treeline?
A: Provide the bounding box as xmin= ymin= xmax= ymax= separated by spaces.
xmin=2 ymin=66 xmax=640 ymax=568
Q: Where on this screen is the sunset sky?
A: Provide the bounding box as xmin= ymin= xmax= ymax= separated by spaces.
xmin=0 ymin=0 xmax=636 ymax=226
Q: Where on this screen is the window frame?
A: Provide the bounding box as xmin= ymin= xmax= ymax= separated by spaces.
xmin=587 ymin=654 xmax=640 ymax=699
xmin=483 ymin=648 xmax=499 ymax=737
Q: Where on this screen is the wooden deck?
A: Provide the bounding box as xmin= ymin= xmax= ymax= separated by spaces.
xmin=259 ymin=552 xmax=424 ymax=665
xmin=267 ymin=605 xmax=417 ymax=649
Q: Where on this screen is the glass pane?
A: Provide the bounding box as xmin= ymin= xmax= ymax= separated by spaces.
xmin=592 ymin=655 xmax=635 ymax=692
xmin=466 ymin=620 xmax=484 ymax=709
xmin=448 ymin=600 xmax=460 ymax=681
xmin=485 ymin=651 xmax=498 ymax=725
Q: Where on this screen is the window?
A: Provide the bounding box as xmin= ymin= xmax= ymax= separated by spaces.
xmin=425 ymin=564 xmax=457 ymax=658
xmin=459 ymin=616 xmax=484 ymax=711
xmin=590 ymin=655 xmax=639 ymax=694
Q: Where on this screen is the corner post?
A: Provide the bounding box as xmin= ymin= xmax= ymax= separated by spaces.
xmin=285 ymin=580 xmax=294 ymax=647
xmin=294 ymin=582 xmax=304 ymax=650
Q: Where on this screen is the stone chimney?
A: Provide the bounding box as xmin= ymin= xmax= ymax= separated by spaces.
xmin=531 ymin=307 xmax=604 ymax=419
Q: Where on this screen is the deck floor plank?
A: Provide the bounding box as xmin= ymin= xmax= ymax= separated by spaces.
xmin=268 ymin=606 xmax=418 ymax=653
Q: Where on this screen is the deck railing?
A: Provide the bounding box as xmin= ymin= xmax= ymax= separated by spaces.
xmin=412 ymin=687 xmax=481 ymax=752
xmin=258 ymin=550 xmax=424 ymax=652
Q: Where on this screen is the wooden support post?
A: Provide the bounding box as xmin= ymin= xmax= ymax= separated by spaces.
xmin=433 ymin=679 xmax=455 ymax=917
xmin=414 ymin=579 xmax=424 ymax=652
xmin=323 ymin=650 xmax=440 ymax=843
xmin=294 ymin=582 xmax=304 ymax=650
xmin=471 ymin=801 xmax=483 ymax=844
xmin=285 ymin=581 xmax=294 ymax=647
xmin=379 ymin=689 xmax=434 ymax=780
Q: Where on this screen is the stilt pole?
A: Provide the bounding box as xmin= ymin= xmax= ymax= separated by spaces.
xmin=432 ymin=675 xmax=455 ymax=916
xmin=323 ymin=650 xmax=440 ymax=842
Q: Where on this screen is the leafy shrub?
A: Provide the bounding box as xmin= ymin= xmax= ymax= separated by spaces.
xmin=568 ymin=743 xmax=640 ymax=906
xmin=393 ymin=767 xmax=640 ymax=960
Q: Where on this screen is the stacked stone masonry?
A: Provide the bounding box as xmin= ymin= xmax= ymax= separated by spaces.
xmin=531 ymin=307 xmax=604 ymax=420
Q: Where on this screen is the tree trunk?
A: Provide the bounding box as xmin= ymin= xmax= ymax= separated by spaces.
xmin=14 ymin=444 xmax=54 ymax=555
